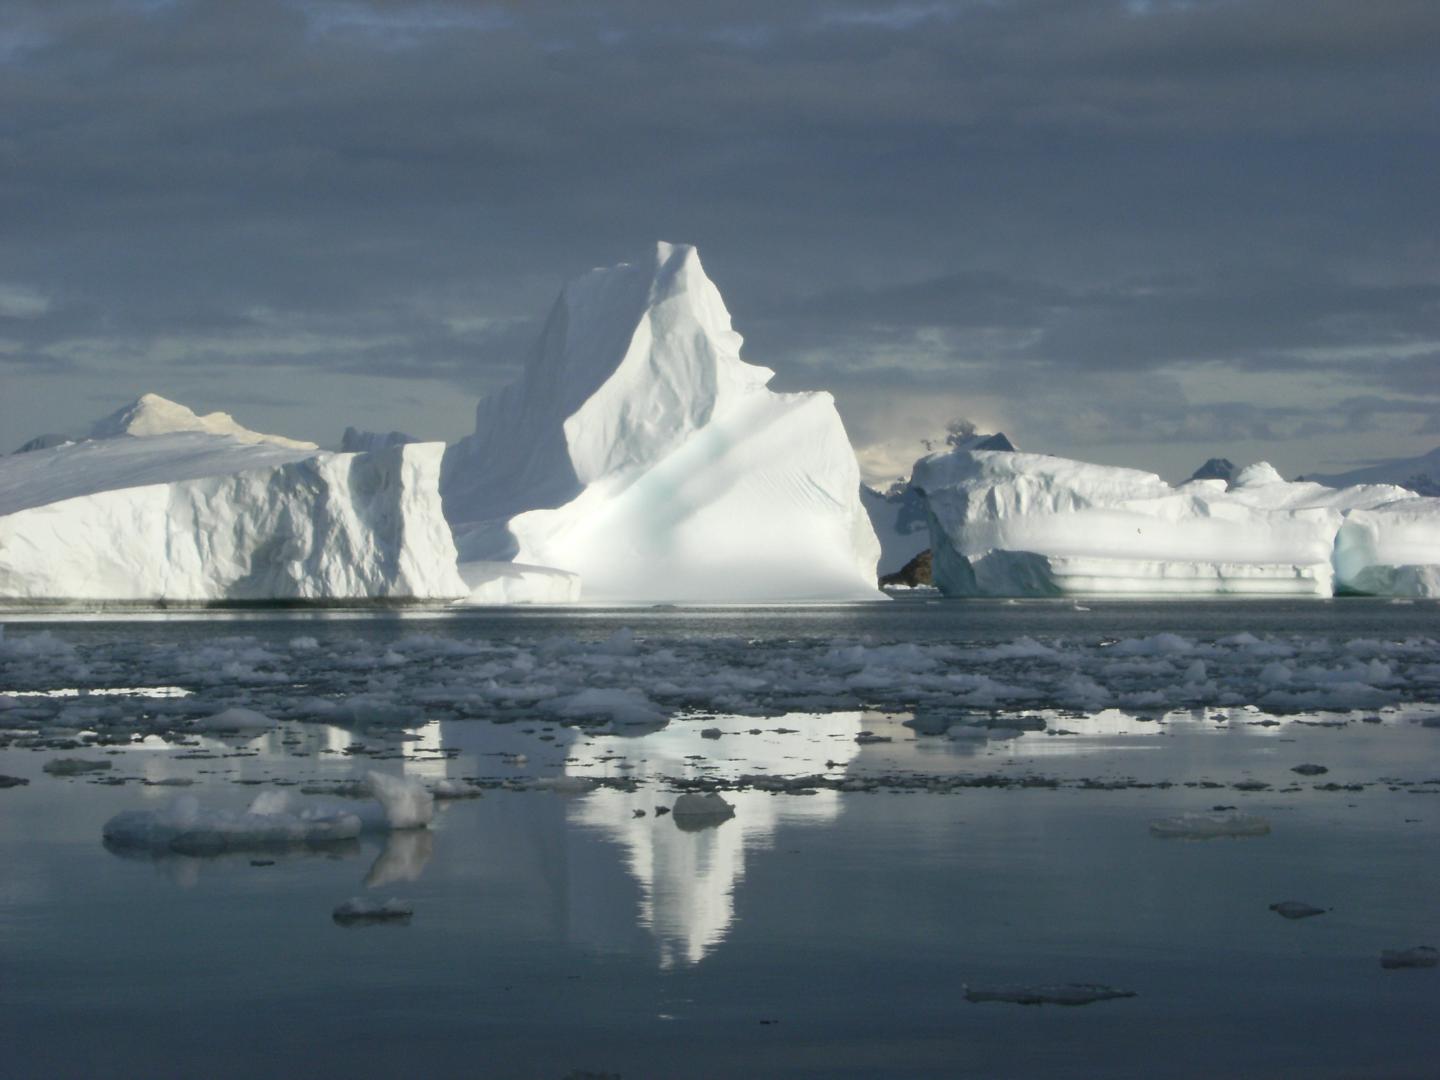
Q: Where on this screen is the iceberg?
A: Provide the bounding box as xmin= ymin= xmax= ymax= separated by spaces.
xmin=0 ymin=395 xmax=466 ymax=602
xmin=1302 ymin=446 xmax=1440 ymax=497
xmin=441 ymin=242 xmax=881 ymax=603
xmin=913 ymin=447 xmax=1440 ymax=598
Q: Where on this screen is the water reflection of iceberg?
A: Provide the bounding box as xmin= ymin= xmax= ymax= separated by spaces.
xmin=569 ymin=712 xmax=862 ymax=968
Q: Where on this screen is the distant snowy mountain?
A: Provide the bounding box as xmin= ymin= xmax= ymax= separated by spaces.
xmin=340 ymin=427 xmax=418 ymax=454
xmin=912 ymin=447 xmax=1440 ymax=598
xmin=1301 ymin=447 xmax=1440 ymax=497
xmin=87 ymin=393 xmax=317 ymax=449
xmin=0 ymin=396 xmax=463 ymax=602
xmin=442 ymin=242 xmax=881 ymax=602
xmin=1188 ymin=457 xmax=1239 ymax=486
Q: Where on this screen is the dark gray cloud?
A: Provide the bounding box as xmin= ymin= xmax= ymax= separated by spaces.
xmin=1 ymin=0 xmax=1437 ymax=478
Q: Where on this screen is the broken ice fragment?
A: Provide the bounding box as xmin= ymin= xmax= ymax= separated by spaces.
xmin=964 ymin=983 xmax=1137 ymax=1006
xmin=332 ymin=897 xmax=413 ymax=925
xmin=671 ymin=793 xmax=735 ymax=830
xmin=1380 ymin=946 xmax=1438 ymax=970
xmin=1149 ymin=810 xmax=1271 ymax=839
xmin=1269 ymin=901 xmax=1326 ymax=920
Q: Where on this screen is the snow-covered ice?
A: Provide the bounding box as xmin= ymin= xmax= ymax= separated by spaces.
xmin=0 ymin=395 xmax=466 ymax=602
xmin=441 ymin=242 xmax=881 ymax=602
xmin=913 ymin=446 xmax=1440 ymax=598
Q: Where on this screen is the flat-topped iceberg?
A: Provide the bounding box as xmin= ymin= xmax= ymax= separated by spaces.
xmin=0 ymin=395 xmax=465 ymax=602
xmin=442 ymin=242 xmax=880 ymax=602
xmin=913 ymin=448 xmax=1440 ymax=598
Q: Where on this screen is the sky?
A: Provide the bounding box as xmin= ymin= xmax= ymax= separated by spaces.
xmin=1 ymin=0 xmax=1436 ymax=485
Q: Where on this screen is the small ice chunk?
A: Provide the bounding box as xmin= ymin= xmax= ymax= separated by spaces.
xmin=1380 ymin=946 xmax=1438 ymax=970
xmin=533 ymin=776 xmax=599 ymax=795
xmin=1149 ymin=810 xmax=1271 ymax=839
xmin=428 ymin=779 xmax=482 ymax=799
xmin=1291 ymin=764 xmax=1329 ymax=776
xmin=43 ymin=758 xmax=113 ymax=776
xmin=103 ymin=793 xmax=362 ymax=854
xmin=0 ymin=775 xmax=30 ymax=788
xmin=332 ymin=897 xmax=413 ymax=925
xmin=964 ymin=983 xmax=1136 ymax=1006
xmin=366 ymin=770 xmax=434 ymax=829
xmin=671 ymin=793 xmax=735 ymax=830
xmin=1270 ymin=901 xmax=1327 ymax=920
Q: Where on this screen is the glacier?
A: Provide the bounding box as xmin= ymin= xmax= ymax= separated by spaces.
xmin=0 ymin=395 xmax=465 ymax=602
xmin=441 ymin=242 xmax=881 ymax=602
xmin=913 ymin=448 xmax=1440 ymax=598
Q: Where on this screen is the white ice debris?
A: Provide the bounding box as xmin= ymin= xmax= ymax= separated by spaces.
xmin=964 ymin=983 xmax=1137 ymax=1006
xmin=332 ymin=897 xmax=414 ymax=924
xmin=912 ymin=446 xmax=1440 ymax=598
xmin=0 ymin=396 xmax=467 ymax=601
xmin=549 ymin=687 xmax=668 ymax=729
xmin=1149 ymin=810 xmax=1272 ymax=839
xmin=365 ymin=770 xmax=434 ymax=829
xmin=441 ymin=242 xmax=881 ymax=602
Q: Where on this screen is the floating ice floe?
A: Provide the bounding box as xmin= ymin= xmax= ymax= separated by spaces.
xmin=964 ymin=983 xmax=1137 ymax=1006
xmin=102 ymin=771 xmax=432 ymax=854
xmin=332 ymin=897 xmax=414 ymax=925
xmin=1148 ymin=810 xmax=1272 ymax=839
xmin=0 ymin=395 xmax=466 ymax=602
xmin=43 ymin=758 xmax=112 ymax=776
xmin=1380 ymin=946 xmax=1438 ymax=970
xmin=912 ymin=447 xmax=1440 ymax=598
xmin=1270 ymin=901 xmax=1327 ymax=920
xmin=670 ymin=792 xmax=736 ymax=830
xmin=190 ymin=707 xmax=276 ymax=733
xmin=440 ymin=242 xmax=882 ymax=603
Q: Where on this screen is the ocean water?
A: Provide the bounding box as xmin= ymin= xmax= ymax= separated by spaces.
xmin=2 ymin=599 xmax=1438 ymax=1078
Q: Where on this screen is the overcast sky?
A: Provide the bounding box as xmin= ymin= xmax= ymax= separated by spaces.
xmin=2 ymin=0 xmax=1436 ymax=483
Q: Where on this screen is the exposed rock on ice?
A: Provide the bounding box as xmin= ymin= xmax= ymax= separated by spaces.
xmin=1270 ymin=901 xmax=1327 ymax=920
xmin=1380 ymin=946 xmax=1438 ymax=969
xmin=913 ymin=446 xmax=1440 ymax=598
xmin=1188 ymin=457 xmax=1239 ymax=486
xmin=441 ymin=242 xmax=881 ymax=602
xmin=1149 ymin=810 xmax=1271 ymax=839
xmin=332 ymin=897 xmax=413 ymax=925
xmin=964 ymin=983 xmax=1137 ymax=1006
xmin=0 ymin=397 xmax=466 ymax=601
xmin=861 ymin=482 xmax=931 ymax=577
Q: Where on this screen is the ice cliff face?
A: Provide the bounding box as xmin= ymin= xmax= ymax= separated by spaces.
xmin=442 ymin=242 xmax=880 ymax=602
xmin=0 ymin=403 xmax=464 ymax=601
xmin=912 ymin=448 xmax=1440 ymax=598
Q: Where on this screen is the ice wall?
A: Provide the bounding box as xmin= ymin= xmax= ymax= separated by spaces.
xmin=913 ymin=448 xmax=1440 ymax=598
xmin=442 ymin=242 xmax=881 ymax=602
xmin=0 ymin=438 xmax=466 ymax=601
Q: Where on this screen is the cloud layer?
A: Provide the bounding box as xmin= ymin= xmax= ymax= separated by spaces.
xmin=2 ymin=0 xmax=1436 ymax=479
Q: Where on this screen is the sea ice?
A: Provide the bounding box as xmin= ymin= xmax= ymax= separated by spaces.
xmin=670 ymin=792 xmax=736 ymax=830
xmin=1380 ymin=946 xmax=1438 ymax=970
xmin=964 ymin=983 xmax=1137 ymax=1006
xmin=103 ymin=792 xmax=364 ymax=854
xmin=190 ymin=707 xmax=276 ymax=733
xmin=332 ymin=897 xmax=414 ymax=925
xmin=441 ymin=242 xmax=881 ymax=602
xmin=1269 ymin=901 xmax=1326 ymax=920
xmin=1148 ymin=810 xmax=1271 ymax=839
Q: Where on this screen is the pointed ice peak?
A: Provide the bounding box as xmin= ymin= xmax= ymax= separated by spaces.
xmin=1232 ymin=461 xmax=1286 ymax=488
xmin=87 ymin=393 xmax=317 ymax=450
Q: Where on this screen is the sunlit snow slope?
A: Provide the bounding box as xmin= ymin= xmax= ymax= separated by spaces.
xmin=442 ymin=242 xmax=881 ymax=602
xmin=913 ymin=450 xmax=1440 ymax=598
xmin=0 ymin=396 xmax=464 ymax=601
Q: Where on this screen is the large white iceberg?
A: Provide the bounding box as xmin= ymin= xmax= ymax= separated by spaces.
xmin=0 ymin=395 xmax=466 ymax=601
xmin=442 ymin=242 xmax=881 ymax=602
xmin=913 ymin=448 xmax=1440 ymax=598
